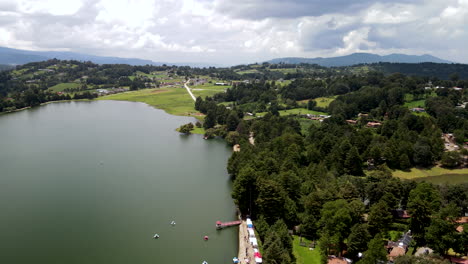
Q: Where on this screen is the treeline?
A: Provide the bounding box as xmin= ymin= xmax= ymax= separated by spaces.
xmin=225 ymin=114 xmax=467 ymax=263
xmin=191 ymin=72 xmax=468 ymax=262
xmin=375 ymin=62 xmax=468 ymax=80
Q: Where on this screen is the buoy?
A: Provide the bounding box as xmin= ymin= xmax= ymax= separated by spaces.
xmin=204 ymin=235 xmax=209 ymax=241
xmin=153 ymin=234 xmax=159 ymax=239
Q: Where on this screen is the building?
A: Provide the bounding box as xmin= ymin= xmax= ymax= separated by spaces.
xmin=391 ymin=209 xmax=411 ymax=219
xmin=367 ymin=122 xmax=382 ymax=128
xmin=387 ymin=231 xmax=412 ymax=261
xmin=411 ymin=108 xmax=426 ymax=112
xmin=327 ymin=256 xmax=352 ymax=264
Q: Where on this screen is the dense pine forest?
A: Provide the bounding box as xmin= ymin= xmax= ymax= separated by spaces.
xmin=195 ymin=71 xmax=468 ymax=263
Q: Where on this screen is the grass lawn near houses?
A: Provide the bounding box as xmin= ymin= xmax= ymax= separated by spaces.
xmin=97 ymin=87 xmax=202 ymax=118
xmin=313 ymin=96 xmax=337 ymax=108
xmin=190 ymin=84 xmax=229 ymax=98
xmin=404 ymin=100 xmax=426 ymax=108
xmin=393 ymin=167 xmax=468 ymax=184
xmin=49 ymin=82 xmax=81 ymax=92
xmin=293 ymin=236 xmax=322 ymax=264
xmin=256 ymin=108 xmax=328 ymax=118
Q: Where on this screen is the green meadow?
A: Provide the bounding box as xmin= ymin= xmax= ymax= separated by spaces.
xmin=97 ymin=87 xmax=200 ymax=117
xmin=393 ymin=167 xmax=468 ymax=184
xmin=293 ymin=236 xmax=322 ymax=264
xmin=49 ymin=82 xmax=81 ymax=92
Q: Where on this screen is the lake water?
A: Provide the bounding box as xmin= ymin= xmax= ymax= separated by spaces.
xmin=0 ymin=101 xmax=237 ymax=263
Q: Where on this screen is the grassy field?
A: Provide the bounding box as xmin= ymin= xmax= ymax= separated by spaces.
xmin=297 ymin=118 xmax=320 ymax=135
xmin=49 ymin=82 xmax=81 ymax=92
xmin=270 ymin=68 xmax=299 ymax=74
xmin=393 ymin=167 xmax=468 ymax=184
xmin=293 ymin=236 xmax=322 ymax=264
xmin=404 ymin=100 xmax=425 ymax=108
xmin=256 ymin=108 xmax=327 ymax=118
xmin=236 ymin=69 xmax=259 ymax=74
xmin=191 ymin=84 xmax=228 ymax=98
xmin=97 ymin=87 xmax=200 ymax=117
xmin=313 ymin=96 xmax=337 ymax=108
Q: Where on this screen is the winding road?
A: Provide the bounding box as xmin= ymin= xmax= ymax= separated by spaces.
xmin=184 ymin=79 xmax=197 ymax=101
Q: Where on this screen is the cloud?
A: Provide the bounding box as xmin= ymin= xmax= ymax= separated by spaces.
xmin=0 ymin=0 xmax=467 ymax=65
xmin=213 ymin=0 xmax=421 ymax=20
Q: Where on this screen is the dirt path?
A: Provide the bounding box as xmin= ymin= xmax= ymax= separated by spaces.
xmin=238 ymin=221 xmax=255 ymax=264
xmin=184 ymin=79 xmax=197 ymax=101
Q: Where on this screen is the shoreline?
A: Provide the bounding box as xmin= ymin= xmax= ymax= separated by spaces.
xmin=238 ymin=220 xmax=256 ymax=263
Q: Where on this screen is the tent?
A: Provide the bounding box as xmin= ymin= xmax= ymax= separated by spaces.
xmin=255 ymin=257 xmax=262 ymax=263
xmin=249 ymin=237 xmax=258 ymax=247
xmin=246 ymin=218 xmax=253 ymax=226
xmin=248 ymin=229 xmax=255 ymax=237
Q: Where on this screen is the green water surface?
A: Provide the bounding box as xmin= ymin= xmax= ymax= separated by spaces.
xmin=0 ymin=101 xmax=237 ymax=263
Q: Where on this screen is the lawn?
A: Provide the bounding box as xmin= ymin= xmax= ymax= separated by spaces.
xmin=404 ymin=100 xmax=425 ymax=108
xmin=256 ymin=108 xmax=328 ymax=117
xmin=236 ymin=69 xmax=259 ymax=74
xmin=49 ymin=82 xmax=81 ymax=92
xmin=297 ymin=118 xmax=320 ymax=135
xmin=270 ymin=68 xmax=299 ymax=74
xmin=293 ymin=236 xmax=322 ymax=264
xmin=313 ymin=96 xmax=337 ymax=108
xmin=393 ymin=167 xmax=468 ymax=184
xmin=97 ymin=87 xmax=200 ymax=117
xmin=191 ymin=84 xmax=229 ymax=98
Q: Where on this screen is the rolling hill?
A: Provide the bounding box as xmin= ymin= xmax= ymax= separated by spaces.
xmin=267 ymin=53 xmax=452 ymax=67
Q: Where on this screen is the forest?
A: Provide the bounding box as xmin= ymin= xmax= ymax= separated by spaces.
xmin=192 ymin=72 xmax=468 ymax=263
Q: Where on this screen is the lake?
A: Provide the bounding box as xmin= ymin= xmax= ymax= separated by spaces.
xmin=0 ymin=101 xmax=237 ymax=263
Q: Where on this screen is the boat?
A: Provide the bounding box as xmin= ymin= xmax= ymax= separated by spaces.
xmin=202 ymin=261 xmax=208 ymax=264
xmin=204 ymin=235 xmax=209 ymax=241
xmin=171 ymin=221 xmax=176 ymax=226
xmin=153 ymin=234 xmax=159 ymax=239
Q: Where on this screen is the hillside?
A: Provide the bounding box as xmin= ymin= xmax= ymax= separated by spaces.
xmin=0 ymin=46 xmax=159 ymax=66
xmin=267 ymin=52 xmax=452 ymax=67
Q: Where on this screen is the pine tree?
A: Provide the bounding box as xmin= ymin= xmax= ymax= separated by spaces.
xmin=345 ymin=146 xmax=363 ymax=175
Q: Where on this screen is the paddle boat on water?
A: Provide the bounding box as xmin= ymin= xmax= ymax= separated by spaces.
xmin=153 ymin=234 xmax=159 ymax=239
xmin=171 ymin=220 xmax=176 ymax=226
xmin=202 ymin=261 xmax=208 ymax=264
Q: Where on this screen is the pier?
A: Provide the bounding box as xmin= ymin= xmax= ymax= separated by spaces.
xmin=216 ymin=220 xmax=241 ymax=229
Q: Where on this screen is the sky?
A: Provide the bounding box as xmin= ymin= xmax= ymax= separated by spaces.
xmin=0 ymin=0 xmax=467 ymax=65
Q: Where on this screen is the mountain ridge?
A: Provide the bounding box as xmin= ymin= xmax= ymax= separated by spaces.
xmin=0 ymin=46 xmax=218 ymax=67
xmin=266 ymin=52 xmax=453 ymax=67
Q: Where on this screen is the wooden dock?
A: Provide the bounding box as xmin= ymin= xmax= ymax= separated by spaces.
xmin=216 ymin=220 xmax=241 ymax=229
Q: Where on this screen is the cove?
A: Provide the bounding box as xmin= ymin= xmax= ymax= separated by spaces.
xmin=0 ymin=100 xmax=237 ymax=263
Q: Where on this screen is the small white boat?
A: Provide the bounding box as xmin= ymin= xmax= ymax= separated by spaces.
xmin=171 ymin=221 xmax=176 ymax=226
xmin=202 ymin=261 xmax=208 ymax=264
xmin=153 ymin=234 xmax=159 ymax=239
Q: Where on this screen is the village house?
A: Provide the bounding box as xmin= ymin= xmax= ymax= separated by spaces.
xmin=327 ymin=256 xmax=352 ymax=264
xmin=387 ymin=231 xmax=412 ymax=261
xmin=366 ymin=122 xmax=382 ymax=128
xmin=411 ymin=107 xmax=426 ymax=112
xmin=391 ymin=209 xmax=411 ymax=219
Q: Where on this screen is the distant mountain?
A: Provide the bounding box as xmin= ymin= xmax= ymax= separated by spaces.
xmin=0 ymin=46 xmax=222 ymax=67
xmin=0 ymin=46 xmax=160 ymax=66
xmin=267 ymin=53 xmax=453 ymax=67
